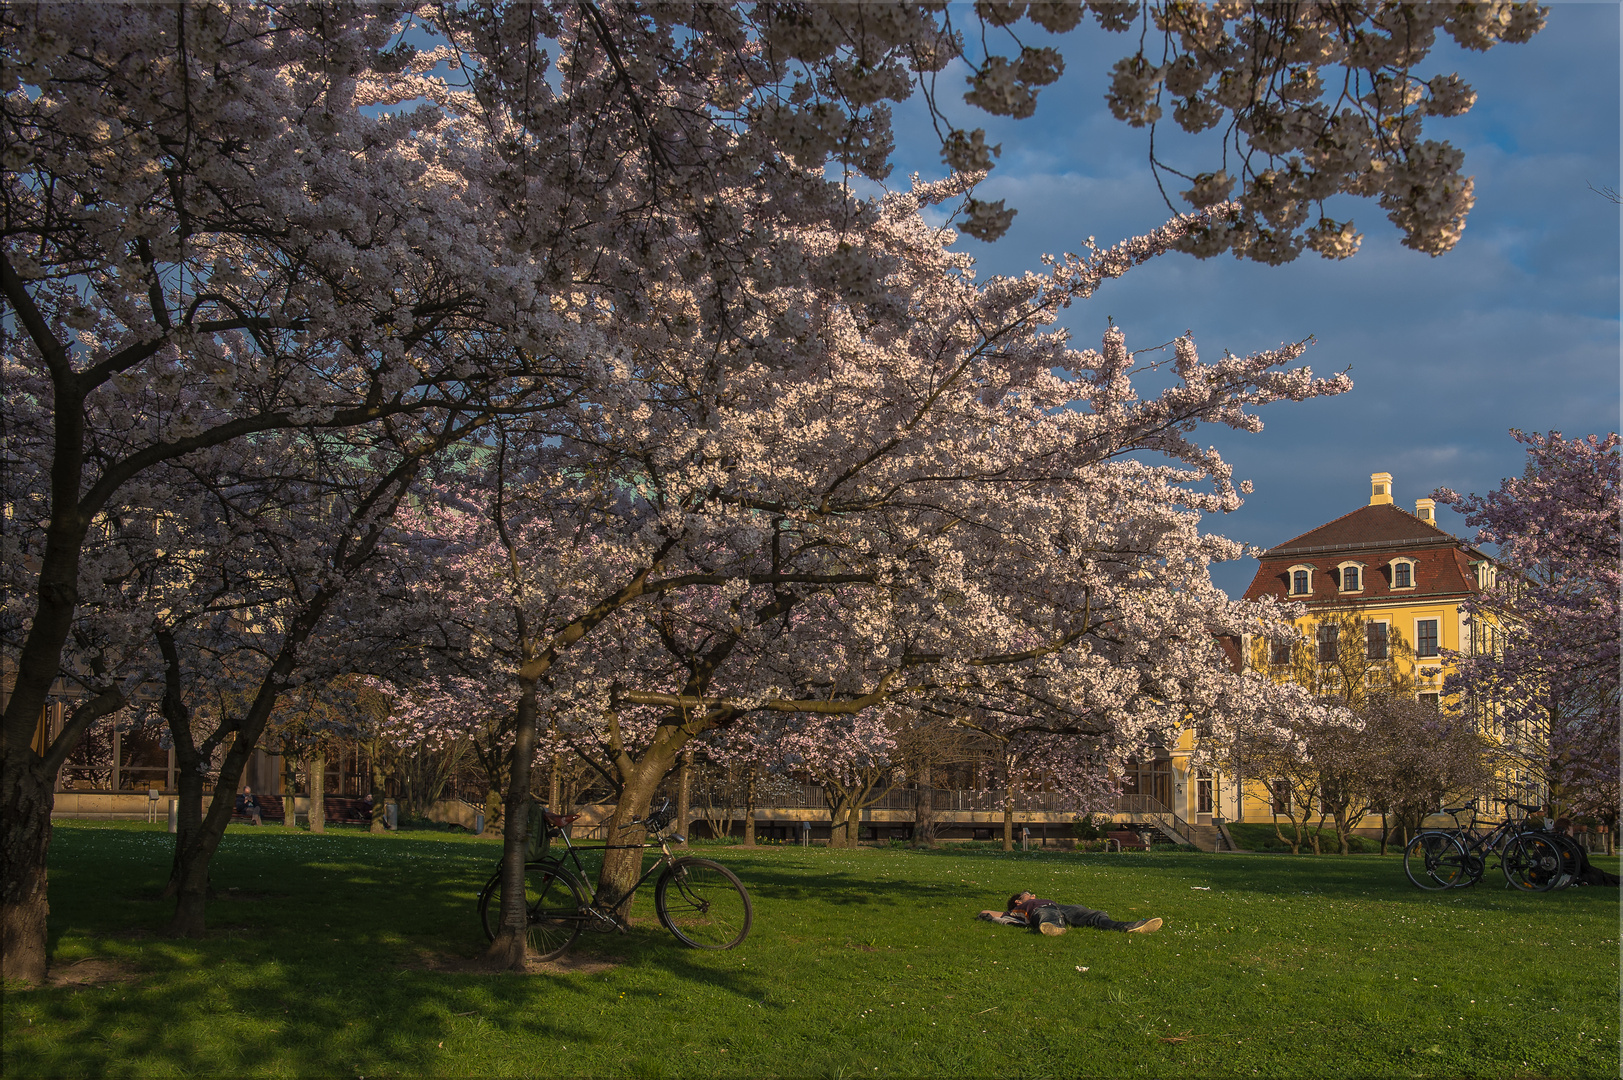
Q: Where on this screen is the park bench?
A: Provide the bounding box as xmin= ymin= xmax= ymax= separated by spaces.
xmin=1107 ymin=829 xmax=1151 ymax=851
xmin=230 ymin=794 xmax=376 ymax=825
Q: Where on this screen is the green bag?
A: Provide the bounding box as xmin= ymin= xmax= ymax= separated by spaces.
xmin=524 ymin=803 xmax=552 ymax=861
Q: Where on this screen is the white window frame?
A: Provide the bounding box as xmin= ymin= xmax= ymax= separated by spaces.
xmin=1414 ymin=617 xmax=1441 ymax=659
xmin=1287 ymin=564 xmax=1316 ymax=596
xmin=1388 ymin=557 xmax=1417 ymax=591
xmin=1336 ymin=560 xmax=1366 ymax=594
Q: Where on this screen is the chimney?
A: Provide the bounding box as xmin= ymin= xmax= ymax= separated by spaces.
xmin=1369 ymin=472 xmax=1394 ymax=506
xmin=1415 ymin=498 xmax=1436 ymax=523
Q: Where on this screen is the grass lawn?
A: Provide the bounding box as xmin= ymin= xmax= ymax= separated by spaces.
xmin=4 ymin=822 xmax=1618 ymax=1079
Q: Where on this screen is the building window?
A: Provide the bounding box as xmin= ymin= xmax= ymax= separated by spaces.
xmin=1270 ymin=780 xmax=1290 ymax=814
xmin=1392 ymin=561 xmax=1413 ymax=589
xmin=1196 ymin=775 xmax=1213 ymax=815
xmin=1317 ymin=623 xmax=1340 ymax=663
xmin=1270 ymin=638 xmax=1292 ymax=666
xmin=1342 ymin=566 xmax=1360 ymax=591
xmin=1418 ymin=692 xmax=1440 ymax=708
xmin=1292 ymin=569 xmax=1310 ymax=595
xmin=1366 ymin=622 xmax=1388 ymax=661
xmin=1416 ymin=619 xmax=1439 ymax=657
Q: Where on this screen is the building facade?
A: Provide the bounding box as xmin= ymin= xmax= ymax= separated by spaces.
xmin=1182 ymin=472 xmax=1502 ymax=833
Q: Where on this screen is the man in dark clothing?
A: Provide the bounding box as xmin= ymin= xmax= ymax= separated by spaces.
xmin=238 ymin=787 xmax=263 ymax=826
xmin=1555 ymin=819 xmax=1620 ymax=886
xmin=978 ymin=891 xmax=1162 ymax=936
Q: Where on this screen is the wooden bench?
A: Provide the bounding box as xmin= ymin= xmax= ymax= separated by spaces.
xmin=1107 ymin=829 xmax=1151 ymax=851
xmin=231 ymin=794 xmax=375 ymax=825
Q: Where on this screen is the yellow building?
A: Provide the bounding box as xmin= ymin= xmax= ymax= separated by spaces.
xmin=1162 ymin=472 xmax=1503 ymax=835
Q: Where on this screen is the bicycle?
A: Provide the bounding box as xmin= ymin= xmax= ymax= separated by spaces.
xmin=477 ymin=800 xmax=752 ymax=960
xmin=1402 ymin=800 xmax=1564 ymax=892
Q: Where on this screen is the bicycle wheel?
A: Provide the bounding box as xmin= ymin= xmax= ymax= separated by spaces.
xmin=655 ymin=857 xmax=752 ymax=949
xmin=1501 ymin=834 xmax=1563 ymax=892
xmin=1404 ymin=832 xmax=1468 ymax=889
xmin=478 ymin=860 xmax=586 ymax=960
xmin=1547 ymin=833 xmax=1584 ymax=889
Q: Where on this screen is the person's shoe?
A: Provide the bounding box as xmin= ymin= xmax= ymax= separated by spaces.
xmin=1039 ymin=922 xmax=1067 ymax=936
xmin=1124 ymin=918 xmax=1163 ymax=934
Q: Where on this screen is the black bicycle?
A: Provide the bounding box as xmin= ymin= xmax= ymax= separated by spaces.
xmin=1402 ymin=800 xmax=1564 ymax=892
xmin=477 ymin=801 xmax=752 ymax=960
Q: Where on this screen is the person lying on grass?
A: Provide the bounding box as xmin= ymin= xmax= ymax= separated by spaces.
xmin=977 ymin=891 xmax=1163 ymax=936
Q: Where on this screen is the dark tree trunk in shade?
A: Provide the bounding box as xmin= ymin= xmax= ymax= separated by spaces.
xmin=307 ymin=754 xmax=326 ymax=834
xmin=281 ymin=751 xmax=300 ymax=829
xmin=369 ymin=743 xmax=389 ymax=833
xmin=486 ymin=676 xmax=541 ymax=970
xmin=743 ymin=770 xmax=757 ymax=847
xmin=677 ymin=746 xmax=692 ymax=847
xmin=913 ymin=764 xmax=936 ymax=847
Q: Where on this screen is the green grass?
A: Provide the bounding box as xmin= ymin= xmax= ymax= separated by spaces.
xmin=4 ymin=822 xmax=1618 ymax=1078
xmin=1227 ymin=821 xmax=1387 ymax=853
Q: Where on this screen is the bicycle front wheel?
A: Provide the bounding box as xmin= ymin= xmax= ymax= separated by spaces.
xmin=1502 ymin=834 xmax=1563 ymax=892
xmin=478 ymin=860 xmax=586 ymax=960
xmin=1404 ymin=832 xmax=1467 ymax=889
xmin=655 ymin=857 xmax=752 ymax=949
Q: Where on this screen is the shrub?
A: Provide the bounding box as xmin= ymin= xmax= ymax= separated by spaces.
xmin=1070 ymin=814 xmax=1106 ymax=841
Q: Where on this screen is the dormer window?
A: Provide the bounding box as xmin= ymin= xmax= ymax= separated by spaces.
xmin=1287 ymin=564 xmax=1315 ymax=596
xmin=1336 ymin=561 xmax=1365 ymax=593
xmin=1389 ymin=558 xmax=1416 ymax=590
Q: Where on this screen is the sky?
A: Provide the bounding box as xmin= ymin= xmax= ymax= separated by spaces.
xmin=878 ymin=3 xmax=1621 ymax=598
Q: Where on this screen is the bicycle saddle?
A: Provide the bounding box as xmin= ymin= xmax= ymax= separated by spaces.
xmin=543 ymin=810 xmax=581 ymax=828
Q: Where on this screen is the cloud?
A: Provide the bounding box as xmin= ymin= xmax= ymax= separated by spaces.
xmin=881 ymin=5 xmax=1618 ymax=599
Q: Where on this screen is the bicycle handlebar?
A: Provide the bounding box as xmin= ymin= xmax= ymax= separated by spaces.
xmin=621 ymin=799 xmax=672 ymax=832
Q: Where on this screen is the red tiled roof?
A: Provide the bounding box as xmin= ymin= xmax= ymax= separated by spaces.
xmin=1240 ymin=500 xmax=1494 ymax=605
xmin=1266 ymin=503 xmax=1452 ymax=554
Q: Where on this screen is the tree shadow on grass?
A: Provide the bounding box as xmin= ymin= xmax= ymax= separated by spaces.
xmin=18 ymin=826 xmax=777 ymax=1078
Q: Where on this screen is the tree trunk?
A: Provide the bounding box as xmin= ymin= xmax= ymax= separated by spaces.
xmin=595 ymin=731 xmax=685 ymax=918
xmin=280 ymin=752 xmax=300 ymax=829
xmin=307 ymin=753 xmax=326 ymax=834
xmin=368 ymin=743 xmax=388 ymax=833
xmin=677 ymin=746 xmax=692 ymax=848
xmin=743 ymin=770 xmax=757 ymax=847
xmin=823 ymin=788 xmax=852 ymax=848
xmin=913 ymin=764 xmax=936 ymax=847
xmin=1002 ymin=787 xmax=1015 ymax=852
xmin=487 ymin=676 xmax=542 ymax=970
xmin=1 ymin=757 xmax=56 ymax=986
xmin=483 ymin=789 xmax=503 ymax=837
xmin=1379 ymin=811 xmax=1389 ymax=856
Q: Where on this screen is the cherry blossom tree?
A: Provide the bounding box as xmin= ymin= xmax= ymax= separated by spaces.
xmin=372 ymin=179 xmax=1353 ymax=967
xmin=3 ymin=1 xmax=1541 ymax=983
xmin=1435 ymin=431 xmax=1621 ymax=827
xmin=1095 ymin=1 xmax=1547 ymax=261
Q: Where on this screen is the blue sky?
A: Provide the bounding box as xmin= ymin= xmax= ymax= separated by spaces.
xmin=881 ymin=3 xmax=1621 ymax=597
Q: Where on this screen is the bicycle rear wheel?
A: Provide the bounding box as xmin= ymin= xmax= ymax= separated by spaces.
xmin=1547 ymin=833 xmax=1584 ymax=889
xmin=1501 ymin=834 xmax=1563 ymax=892
xmin=1404 ymin=832 xmax=1467 ymax=889
xmin=655 ymin=857 xmax=752 ymax=949
xmin=478 ymin=860 xmax=586 ymax=960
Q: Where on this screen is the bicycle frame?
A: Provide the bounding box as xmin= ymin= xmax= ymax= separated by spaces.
xmin=536 ymin=807 xmax=684 ymax=928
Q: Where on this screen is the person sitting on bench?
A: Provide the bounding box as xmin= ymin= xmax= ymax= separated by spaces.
xmin=978 ymin=891 xmax=1162 ymax=936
